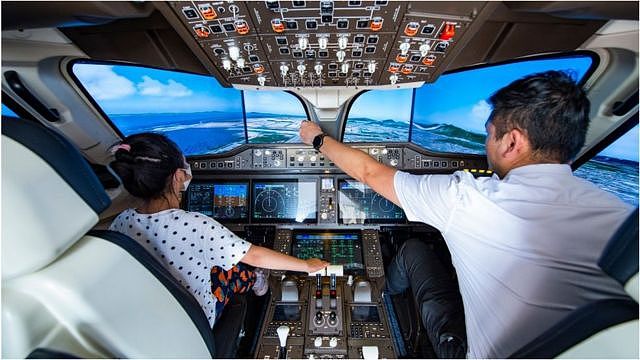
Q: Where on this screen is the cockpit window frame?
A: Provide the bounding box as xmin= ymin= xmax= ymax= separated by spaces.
xmin=66 ymin=58 xmax=311 ymax=153
xmin=341 ymin=50 xmax=600 ymax=153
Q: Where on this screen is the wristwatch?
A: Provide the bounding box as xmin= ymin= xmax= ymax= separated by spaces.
xmin=312 ymin=133 xmax=328 ymax=151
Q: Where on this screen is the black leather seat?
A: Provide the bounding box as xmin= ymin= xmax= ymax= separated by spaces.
xmin=510 ymin=208 xmax=639 ymax=358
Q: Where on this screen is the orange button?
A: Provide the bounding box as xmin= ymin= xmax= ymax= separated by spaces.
xmin=404 ymin=22 xmax=419 ymax=37
xmin=193 ymin=24 xmax=210 ymax=38
xmin=235 ymin=20 xmax=250 ymax=35
xmin=271 ymin=19 xmax=285 ymax=33
xmin=198 ymin=4 xmax=217 ymax=20
xmin=388 ymin=64 xmax=400 ymax=73
xmin=370 ymin=17 xmax=383 ymax=32
xmin=396 ymin=54 xmax=409 ymax=63
xmin=253 ymin=64 xmax=265 ymax=74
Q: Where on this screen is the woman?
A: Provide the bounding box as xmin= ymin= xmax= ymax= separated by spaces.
xmin=109 ymin=132 xmax=328 ymax=326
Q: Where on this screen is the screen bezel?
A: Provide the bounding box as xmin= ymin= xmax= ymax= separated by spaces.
xmin=337 ymin=179 xmax=406 ymax=224
xmin=185 ymin=181 xmax=250 ymax=223
xmin=251 ymin=179 xmax=318 ymax=223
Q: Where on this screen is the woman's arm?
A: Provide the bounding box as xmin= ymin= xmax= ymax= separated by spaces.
xmin=241 ymin=244 xmax=328 ymax=273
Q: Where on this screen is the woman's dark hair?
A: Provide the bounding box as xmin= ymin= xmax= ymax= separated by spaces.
xmin=109 ymin=132 xmax=185 ymax=200
xmin=488 ymin=70 xmax=591 ymax=163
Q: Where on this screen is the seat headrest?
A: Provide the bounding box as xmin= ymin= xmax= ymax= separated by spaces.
xmin=598 ymin=208 xmax=639 ymax=285
xmin=1 ymin=117 xmax=111 ymax=279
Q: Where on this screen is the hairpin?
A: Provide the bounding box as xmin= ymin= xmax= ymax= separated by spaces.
xmin=110 ymin=143 xmax=131 ymax=154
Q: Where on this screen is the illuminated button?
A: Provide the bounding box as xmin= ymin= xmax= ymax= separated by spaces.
xmin=422 ymin=55 xmax=436 ymax=66
xmin=401 ymin=64 xmax=414 ymax=75
xmin=235 ymin=19 xmax=250 ymax=35
xmin=198 ymin=3 xmax=217 ymax=20
xmin=297 ymin=156 xmax=305 ymax=162
xmin=439 ymin=22 xmax=456 ymax=41
xmin=388 ymin=63 xmax=400 ymax=73
xmin=271 ymin=18 xmax=286 ymax=33
xmin=193 ymin=24 xmax=211 ymax=38
xmin=370 ymin=17 xmax=383 ymax=31
xmin=396 ymin=54 xmax=409 ymax=63
xmin=404 ymin=22 xmax=420 ymax=36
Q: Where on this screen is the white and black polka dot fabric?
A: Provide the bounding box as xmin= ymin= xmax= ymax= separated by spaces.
xmin=109 ymin=208 xmax=251 ymax=327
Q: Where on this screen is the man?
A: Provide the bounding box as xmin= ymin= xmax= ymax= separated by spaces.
xmin=299 ymin=71 xmax=632 ymax=358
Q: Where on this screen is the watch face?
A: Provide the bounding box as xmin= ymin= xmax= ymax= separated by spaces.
xmin=313 ymin=133 xmax=324 ymax=149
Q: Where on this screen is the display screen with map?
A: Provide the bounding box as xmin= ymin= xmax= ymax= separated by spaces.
xmin=252 ymin=180 xmax=317 ymax=223
xmin=292 ymin=231 xmax=364 ymax=274
xmin=338 ymin=180 xmax=406 ymax=224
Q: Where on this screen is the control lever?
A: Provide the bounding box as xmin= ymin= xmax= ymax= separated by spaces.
xmin=329 ymin=273 xmax=337 ymax=309
xmin=315 ymin=273 xmax=323 ymax=309
xmin=328 ymin=311 xmax=338 ymax=326
xmin=281 ymin=277 xmax=298 ymax=302
xmin=353 ymin=278 xmax=372 ymax=303
xmin=277 ymin=325 xmax=290 ymax=359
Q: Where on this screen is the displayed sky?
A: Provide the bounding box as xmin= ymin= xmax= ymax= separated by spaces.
xmin=599 ymin=124 xmax=639 ymax=162
xmin=348 ymin=88 xmax=413 ymax=122
xmin=244 ymin=91 xmax=307 ymax=116
xmin=412 ymin=56 xmax=594 ymax=135
xmin=73 ymin=63 xmax=243 ymax=115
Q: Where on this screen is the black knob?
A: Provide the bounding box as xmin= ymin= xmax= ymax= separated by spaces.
xmin=315 ymin=311 xmax=324 ymax=324
xmin=328 ymin=311 xmax=337 ymax=325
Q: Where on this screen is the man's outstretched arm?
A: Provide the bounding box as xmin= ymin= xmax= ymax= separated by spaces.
xmin=299 ymin=120 xmax=400 ymax=206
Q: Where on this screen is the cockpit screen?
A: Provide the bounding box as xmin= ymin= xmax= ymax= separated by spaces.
xmin=338 ymin=180 xmax=405 ymax=224
xmin=213 ymin=183 xmax=248 ymax=220
xmin=252 ymin=180 xmax=317 ymax=223
xmin=187 ymin=182 xmax=249 ymax=221
xmin=292 ymin=232 xmax=364 ymax=274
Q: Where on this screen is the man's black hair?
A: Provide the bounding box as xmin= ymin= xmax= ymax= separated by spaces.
xmin=488 ymin=70 xmax=590 ymax=163
xmin=110 ymin=132 xmax=185 ymax=200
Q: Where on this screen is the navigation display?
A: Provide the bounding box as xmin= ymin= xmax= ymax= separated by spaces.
xmin=338 ymin=180 xmax=405 ymax=224
xmin=292 ymin=232 xmax=364 ymax=274
xmin=252 ymin=180 xmax=317 ymax=223
xmin=187 ymin=182 xmax=249 ymax=221
xmin=213 ymin=183 xmax=249 ymax=220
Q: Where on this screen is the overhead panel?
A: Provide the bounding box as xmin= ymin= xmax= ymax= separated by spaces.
xmin=167 ymin=1 xmax=490 ymax=88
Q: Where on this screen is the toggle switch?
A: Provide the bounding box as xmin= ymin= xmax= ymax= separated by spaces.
xmin=298 ymin=36 xmax=309 ymax=50
xmin=336 ymin=50 xmax=346 ymax=62
xmin=318 ymin=36 xmax=328 ymax=50
xmin=314 ymin=64 xmax=323 ymax=76
xmin=399 ymin=42 xmax=410 ymax=55
xmin=297 ymin=64 xmax=306 ymax=75
xmin=419 ymin=42 xmax=431 ymax=57
xmin=367 ymin=61 xmax=376 ymax=73
xmin=228 ymin=45 xmax=240 ymax=61
xmin=338 ymin=35 xmax=349 ymax=50
xmin=257 ymin=75 xmax=266 ymax=86
xmin=280 ymin=64 xmax=289 ymax=76
xmin=222 ymin=59 xmax=232 ymax=71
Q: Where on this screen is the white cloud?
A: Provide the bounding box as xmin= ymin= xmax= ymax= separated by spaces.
xmin=137 ymin=76 xmax=192 ymax=97
xmin=74 ymin=64 xmax=135 ymax=100
xmin=471 ymin=100 xmax=491 ymax=123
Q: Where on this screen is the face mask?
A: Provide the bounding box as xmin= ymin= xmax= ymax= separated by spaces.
xmin=181 ymin=163 xmax=192 ymax=191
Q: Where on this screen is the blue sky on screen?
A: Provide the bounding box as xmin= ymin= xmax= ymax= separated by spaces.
xmin=348 ymin=88 xmax=412 ymax=121
xmin=2 ymin=103 xmax=18 ymax=117
xmin=73 ymin=63 xmax=243 ymax=115
xmin=599 ymin=124 xmax=638 ymax=162
xmin=244 ymin=91 xmax=306 ymax=116
xmin=412 ymin=56 xmax=593 ymax=135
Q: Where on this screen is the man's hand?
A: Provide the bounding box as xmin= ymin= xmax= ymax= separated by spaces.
xmin=305 ymin=258 xmax=330 ymax=273
xmin=300 ymin=120 xmax=324 ymax=145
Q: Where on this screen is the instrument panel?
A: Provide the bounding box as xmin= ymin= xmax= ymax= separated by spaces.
xmin=165 ymin=1 xmax=492 ymax=87
xmin=186 ymin=143 xmax=490 ymax=226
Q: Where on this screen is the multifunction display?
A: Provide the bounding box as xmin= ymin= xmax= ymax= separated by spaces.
xmin=292 ymin=232 xmax=364 ymax=274
xmin=252 ymin=180 xmax=317 ymax=223
xmin=338 ymin=180 xmax=405 ymax=224
xmin=187 ymin=182 xmax=250 ymax=221
xmin=213 ymin=183 xmax=249 ymax=220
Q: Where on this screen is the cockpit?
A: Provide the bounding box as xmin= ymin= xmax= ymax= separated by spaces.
xmin=1 ymin=1 xmax=638 ymax=359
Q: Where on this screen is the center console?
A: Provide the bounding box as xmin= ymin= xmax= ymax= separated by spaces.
xmin=255 ymin=229 xmax=395 ymax=359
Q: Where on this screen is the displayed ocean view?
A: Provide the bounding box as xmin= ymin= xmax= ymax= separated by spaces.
xmin=574 ymin=156 xmax=639 ymax=207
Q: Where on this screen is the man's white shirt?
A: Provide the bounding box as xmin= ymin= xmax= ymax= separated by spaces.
xmin=394 ymin=164 xmax=632 ymax=358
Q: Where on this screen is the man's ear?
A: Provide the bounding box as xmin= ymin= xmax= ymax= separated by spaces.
xmin=500 ymin=128 xmax=529 ymax=159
